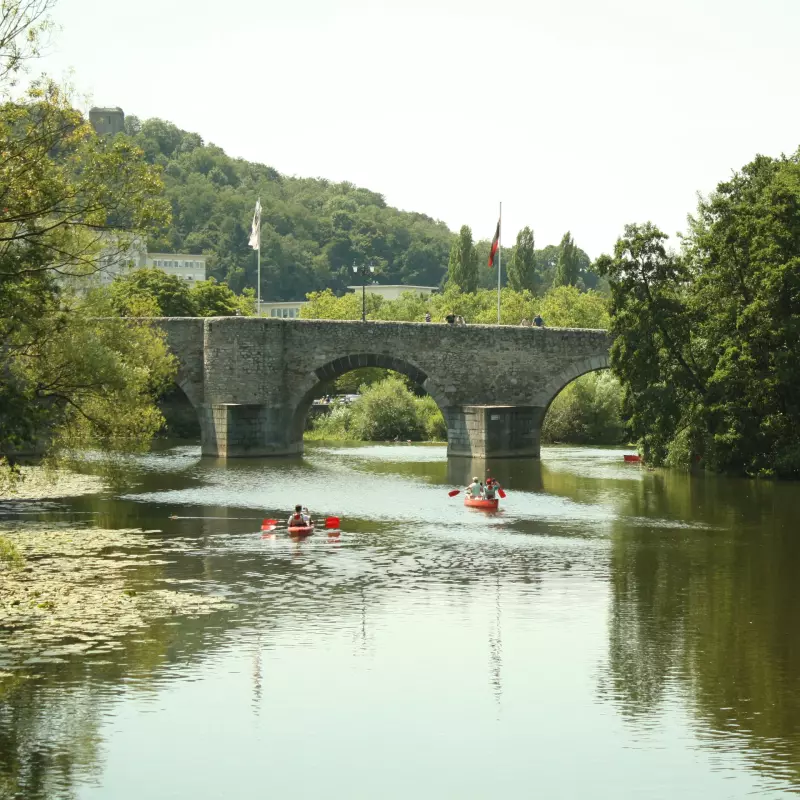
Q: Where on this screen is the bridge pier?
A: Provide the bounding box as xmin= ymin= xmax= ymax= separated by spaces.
xmin=446 ymin=405 xmax=544 ymax=459
xmin=199 ymin=403 xmax=299 ymax=458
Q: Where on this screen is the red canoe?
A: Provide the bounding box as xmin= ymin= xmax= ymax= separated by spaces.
xmin=288 ymin=525 xmax=315 ymax=535
xmin=464 ymin=496 xmax=499 ymax=510
xmin=623 ymin=454 xmax=642 ymax=463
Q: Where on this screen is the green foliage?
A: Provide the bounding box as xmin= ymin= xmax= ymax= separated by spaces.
xmin=553 ymin=231 xmax=580 ymax=287
xmin=598 ymin=149 xmax=800 ymax=477
xmin=123 ymin=118 xmax=455 ymax=300
xmin=331 ymin=367 xmax=393 ymax=395
xmin=300 ymin=284 xmax=610 ymax=328
xmin=0 ymin=69 xmax=175 ymax=460
xmin=0 ymin=536 xmax=24 ymax=570
xmin=538 ymin=285 xmax=610 ymax=328
xmin=348 ymin=376 xmax=422 ymax=440
xmin=542 ymin=372 xmax=627 ymax=444
xmin=108 ymin=269 xmax=195 ymax=316
xmin=0 ymin=1 xmax=54 ymax=87
xmin=105 ymin=269 xmax=253 ymax=317
xmin=300 ymin=288 xmax=384 ymax=320
xmin=446 ymin=225 xmax=478 ymax=293
xmin=307 ymin=377 xmax=446 ymax=442
xmin=508 ymin=226 xmax=536 ymax=292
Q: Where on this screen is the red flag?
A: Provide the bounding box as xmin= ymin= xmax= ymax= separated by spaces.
xmin=488 ymin=220 xmax=500 ymax=268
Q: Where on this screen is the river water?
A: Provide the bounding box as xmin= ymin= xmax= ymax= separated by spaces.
xmin=2 ymin=443 xmax=800 ymax=799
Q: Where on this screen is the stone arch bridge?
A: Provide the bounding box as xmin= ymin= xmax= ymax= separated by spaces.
xmin=157 ymin=317 xmax=611 ymax=459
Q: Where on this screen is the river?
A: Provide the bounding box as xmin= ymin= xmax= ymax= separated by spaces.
xmin=2 ymin=443 xmax=800 ymax=799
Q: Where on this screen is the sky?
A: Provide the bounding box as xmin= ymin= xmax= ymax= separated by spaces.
xmin=35 ymin=0 xmax=800 ymax=257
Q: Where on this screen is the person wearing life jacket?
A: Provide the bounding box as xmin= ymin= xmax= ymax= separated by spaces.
xmin=287 ymin=504 xmax=311 ymax=527
xmin=484 ymin=478 xmax=498 ymax=500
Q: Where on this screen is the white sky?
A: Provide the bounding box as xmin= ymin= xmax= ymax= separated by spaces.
xmin=37 ymin=0 xmax=800 ymax=257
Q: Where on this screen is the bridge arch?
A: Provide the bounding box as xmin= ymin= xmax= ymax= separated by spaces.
xmin=535 ymin=352 xmax=611 ymax=412
xmin=289 ymin=352 xmax=450 ymax=441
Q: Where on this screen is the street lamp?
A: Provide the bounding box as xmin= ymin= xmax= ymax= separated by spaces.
xmin=352 ymin=261 xmax=375 ymax=322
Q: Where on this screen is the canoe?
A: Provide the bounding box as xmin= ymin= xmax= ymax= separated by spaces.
xmin=464 ymin=496 xmax=499 ymax=510
xmin=288 ymin=525 xmax=314 ymax=535
xmin=623 ymin=454 xmax=642 ymax=463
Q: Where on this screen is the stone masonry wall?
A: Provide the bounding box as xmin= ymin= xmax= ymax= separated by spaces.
xmin=152 ymin=317 xmax=612 ymax=457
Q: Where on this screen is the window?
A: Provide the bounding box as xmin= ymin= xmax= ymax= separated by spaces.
xmin=186 ymin=275 xmax=192 ymax=280
xmin=288 ymin=308 xmax=295 ymax=319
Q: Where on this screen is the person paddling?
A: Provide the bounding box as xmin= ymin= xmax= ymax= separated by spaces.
xmin=466 ymin=476 xmax=484 ymax=498
xmin=484 ymin=478 xmax=497 ymax=500
xmin=287 ymin=504 xmax=312 ymax=527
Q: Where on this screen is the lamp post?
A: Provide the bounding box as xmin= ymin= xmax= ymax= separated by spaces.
xmin=352 ymin=261 xmax=375 ymax=322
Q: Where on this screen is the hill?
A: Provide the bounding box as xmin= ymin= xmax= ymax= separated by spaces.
xmin=124 ymin=116 xmax=455 ymax=301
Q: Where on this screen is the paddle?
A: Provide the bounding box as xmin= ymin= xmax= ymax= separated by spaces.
xmin=498 ymin=488 xmax=507 ymax=498
xmin=261 ymin=516 xmax=341 ymax=532
xmin=448 ymin=489 xmax=460 ymax=497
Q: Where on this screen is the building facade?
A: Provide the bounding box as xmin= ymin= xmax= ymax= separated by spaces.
xmin=147 ymin=254 xmax=207 ymax=287
xmin=89 ymin=107 xmax=125 ymax=136
xmin=258 ymin=300 xmax=307 ymax=319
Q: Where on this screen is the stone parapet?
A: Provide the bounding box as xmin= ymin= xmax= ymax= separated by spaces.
xmin=148 ymin=318 xmax=611 ymax=459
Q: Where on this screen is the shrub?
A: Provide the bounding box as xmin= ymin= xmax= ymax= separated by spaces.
xmin=306 ymin=377 xmax=446 ymax=442
xmin=542 ymin=371 xmax=627 ymax=444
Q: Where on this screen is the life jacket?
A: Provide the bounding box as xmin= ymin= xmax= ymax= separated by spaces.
xmin=290 ymin=513 xmax=305 ymax=526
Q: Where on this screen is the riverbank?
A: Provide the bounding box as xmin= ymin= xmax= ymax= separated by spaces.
xmin=0 ymin=524 xmax=236 ymax=675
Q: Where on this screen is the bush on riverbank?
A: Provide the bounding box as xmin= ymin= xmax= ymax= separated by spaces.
xmin=542 ymin=372 xmax=627 ymax=445
xmin=306 ymin=377 xmax=446 ymax=442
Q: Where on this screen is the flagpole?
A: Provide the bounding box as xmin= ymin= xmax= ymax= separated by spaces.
xmin=257 ymin=197 xmax=261 ymax=317
xmin=497 ymin=201 xmax=502 ymax=325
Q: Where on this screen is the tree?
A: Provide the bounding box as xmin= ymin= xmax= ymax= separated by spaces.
xmin=553 ymin=231 xmax=580 ymax=287
xmin=596 ymin=150 xmax=800 ymax=477
xmin=507 ymin=226 xmax=536 ymax=292
xmin=108 ymin=269 xmax=196 ymax=316
xmin=0 ymin=0 xmax=53 ymax=86
xmin=0 ymin=6 xmax=174 ymax=462
xmin=446 ymin=225 xmax=478 ymax=293
xmin=595 ymin=223 xmax=701 ymax=468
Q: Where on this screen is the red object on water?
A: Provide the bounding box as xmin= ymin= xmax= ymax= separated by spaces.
xmin=464 ymin=496 xmax=499 ymax=510
xmin=623 ymin=454 xmax=642 ymax=463
xmin=288 ymin=525 xmax=314 ymax=535
xmin=497 ymin=488 xmax=507 ymax=499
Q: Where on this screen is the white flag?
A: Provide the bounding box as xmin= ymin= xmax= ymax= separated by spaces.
xmin=248 ymin=198 xmax=261 ymax=250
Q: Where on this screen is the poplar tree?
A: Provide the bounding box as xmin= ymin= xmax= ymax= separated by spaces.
xmin=553 ymin=231 xmax=580 ymax=287
xmin=446 ymin=225 xmax=478 ymax=293
xmin=508 ymin=226 xmax=536 ymax=292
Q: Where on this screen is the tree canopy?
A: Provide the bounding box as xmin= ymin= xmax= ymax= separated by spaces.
xmin=597 ymin=148 xmax=800 ymax=477
xmin=446 ymin=225 xmax=478 ymax=293
xmin=0 ymin=4 xmax=175 ymax=464
xmin=122 ymin=116 xmax=456 ymax=300
xmin=103 ymin=269 xmax=254 ymax=317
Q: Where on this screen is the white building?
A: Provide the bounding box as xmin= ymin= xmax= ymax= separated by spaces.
xmin=92 ymin=237 xmax=148 ymax=286
xmin=346 ymin=284 xmax=438 ymax=301
xmin=258 ymin=300 xmax=307 ymax=319
xmin=147 ymin=253 xmax=207 ymax=287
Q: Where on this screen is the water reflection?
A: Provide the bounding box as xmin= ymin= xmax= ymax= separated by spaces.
xmin=1 ymin=445 xmax=800 ymax=797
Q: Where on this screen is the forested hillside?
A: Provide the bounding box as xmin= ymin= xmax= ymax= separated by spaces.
xmin=124 ymin=116 xmax=599 ymax=300
xmin=124 ymin=116 xmax=454 ymax=300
